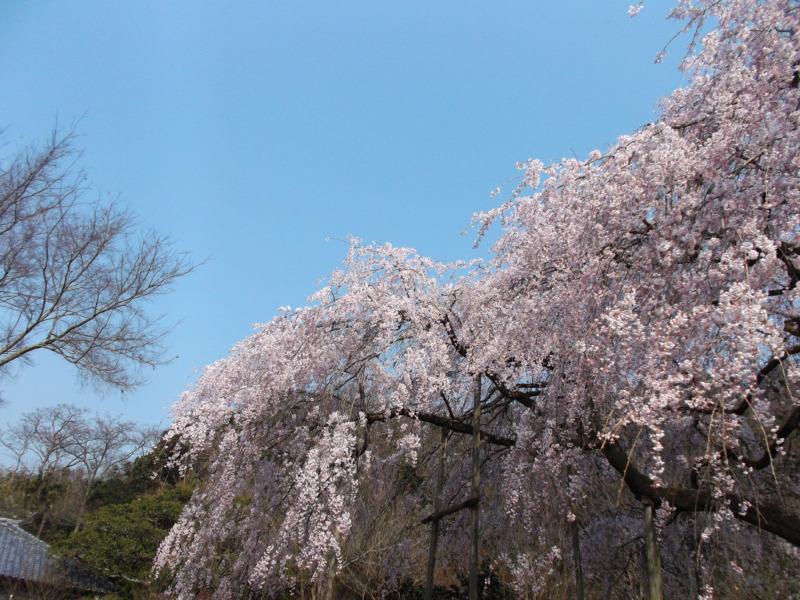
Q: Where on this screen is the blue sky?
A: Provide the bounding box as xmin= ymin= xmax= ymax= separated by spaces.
xmin=0 ymin=1 xmax=686 ymax=438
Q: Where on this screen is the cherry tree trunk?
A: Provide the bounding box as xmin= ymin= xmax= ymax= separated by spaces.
xmin=469 ymin=375 xmax=481 ymax=600
xmin=425 ymin=427 xmax=449 ymax=600
xmin=644 ymin=501 xmax=663 ymax=600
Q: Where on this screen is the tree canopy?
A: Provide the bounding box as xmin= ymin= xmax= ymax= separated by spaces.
xmin=155 ymin=2 xmax=800 ymax=598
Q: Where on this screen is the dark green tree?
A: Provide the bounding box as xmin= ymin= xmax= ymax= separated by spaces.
xmin=54 ymin=484 xmax=193 ymax=598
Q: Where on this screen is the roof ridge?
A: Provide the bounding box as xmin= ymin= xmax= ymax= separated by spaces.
xmin=0 ymin=517 xmax=49 ymax=549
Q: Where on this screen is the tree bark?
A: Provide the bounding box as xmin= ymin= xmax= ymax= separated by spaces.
xmin=469 ymin=375 xmax=481 ymax=600
xmin=425 ymin=427 xmax=449 ymax=600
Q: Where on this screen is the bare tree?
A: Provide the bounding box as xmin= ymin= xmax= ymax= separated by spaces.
xmin=0 ymin=403 xmax=87 ymax=482
xmin=0 ymin=403 xmax=160 ymax=532
xmin=68 ymin=412 xmax=160 ymax=530
xmin=0 ymin=127 xmax=192 ymax=390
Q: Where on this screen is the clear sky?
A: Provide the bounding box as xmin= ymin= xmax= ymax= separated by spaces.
xmin=0 ymin=1 xmax=687 ymax=439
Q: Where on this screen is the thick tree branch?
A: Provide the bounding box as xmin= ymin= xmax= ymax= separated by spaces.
xmin=601 ymin=440 xmax=800 ymax=547
xmin=366 ymin=407 xmax=516 ymax=447
xmin=421 ymin=497 xmax=478 ymax=525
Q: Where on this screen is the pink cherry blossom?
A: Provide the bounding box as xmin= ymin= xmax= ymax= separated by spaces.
xmin=156 ymin=2 xmax=800 ymax=597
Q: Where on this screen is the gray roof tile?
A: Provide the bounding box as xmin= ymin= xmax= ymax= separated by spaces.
xmin=0 ymin=517 xmax=115 ymax=593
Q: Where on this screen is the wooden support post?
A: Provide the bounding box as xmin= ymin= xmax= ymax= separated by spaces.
xmin=566 ymin=466 xmax=585 ymax=600
xmin=469 ymin=375 xmax=481 ymax=600
xmin=644 ymin=500 xmax=663 ymax=600
xmin=425 ymin=427 xmax=449 ymax=600
xmin=325 ymin=552 xmax=336 ymax=600
xmin=571 ymin=518 xmax=584 ymax=600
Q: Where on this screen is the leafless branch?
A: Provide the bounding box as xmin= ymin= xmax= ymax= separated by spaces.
xmin=0 ymin=127 xmax=194 ymax=390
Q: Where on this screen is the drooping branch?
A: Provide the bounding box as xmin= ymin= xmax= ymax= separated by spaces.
xmin=728 ymin=344 xmax=800 ymax=416
xmin=723 ymin=404 xmax=800 ymax=470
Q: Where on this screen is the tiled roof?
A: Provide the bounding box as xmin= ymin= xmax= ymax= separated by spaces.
xmin=0 ymin=517 xmax=115 ymax=593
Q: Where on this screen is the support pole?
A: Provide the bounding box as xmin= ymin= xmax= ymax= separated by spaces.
xmin=644 ymin=500 xmax=663 ymax=600
xmin=566 ymin=466 xmax=585 ymax=600
xmin=424 ymin=427 xmax=449 ymax=600
xmin=571 ymin=518 xmax=585 ymax=600
xmin=325 ymin=552 xmax=336 ymax=600
xmin=469 ymin=375 xmax=481 ymax=600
